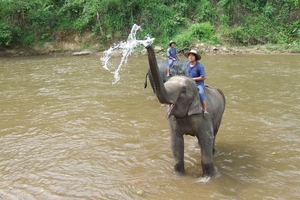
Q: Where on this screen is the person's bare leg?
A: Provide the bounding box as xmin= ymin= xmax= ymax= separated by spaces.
xmin=167 ymin=67 xmax=170 ymax=77
xmin=201 ymin=101 xmax=208 ymax=113
xmin=201 ymin=101 xmax=209 ymax=120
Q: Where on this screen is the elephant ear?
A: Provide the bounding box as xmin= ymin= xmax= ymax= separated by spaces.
xmin=188 ymin=96 xmax=202 ymax=116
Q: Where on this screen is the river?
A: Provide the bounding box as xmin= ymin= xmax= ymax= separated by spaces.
xmin=0 ymin=53 xmax=299 ymax=199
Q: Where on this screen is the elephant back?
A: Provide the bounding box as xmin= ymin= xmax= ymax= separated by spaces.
xmin=170 ymin=60 xmax=189 ymax=77
xmin=146 ymin=59 xmax=189 ymax=93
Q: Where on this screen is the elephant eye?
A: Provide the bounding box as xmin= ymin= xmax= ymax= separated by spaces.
xmin=181 ymin=87 xmax=186 ymax=93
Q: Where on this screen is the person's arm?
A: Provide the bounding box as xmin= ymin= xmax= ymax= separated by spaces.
xmin=192 ymin=76 xmax=206 ymax=81
xmin=167 ymin=48 xmax=172 ymax=59
xmin=175 ymin=48 xmax=180 ymax=60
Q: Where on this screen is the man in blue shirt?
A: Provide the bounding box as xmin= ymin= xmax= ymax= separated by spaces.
xmin=184 ymin=50 xmax=209 ymax=118
xmin=167 ymin=40 xmax=180 ymax=77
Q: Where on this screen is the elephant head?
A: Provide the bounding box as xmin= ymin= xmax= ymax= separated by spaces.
xmin=164 ymin=77 xmax=203 ymax=118
xmin=145 ymin=45 xmax=202 ymax=118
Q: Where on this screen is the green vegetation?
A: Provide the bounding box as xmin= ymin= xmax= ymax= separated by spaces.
xmin=0 ymin=0 xmax=299 ymax=51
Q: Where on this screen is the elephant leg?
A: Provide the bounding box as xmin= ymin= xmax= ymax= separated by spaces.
xmin=197 ymin=130 xmax=214 ymax=177
xmin=170 ymin=130 xmax=185 ymax=174
xmin=201 ymin=161 xmax=214 ymax=177
xmin=212 ymin=138 xmax=216 ymax=154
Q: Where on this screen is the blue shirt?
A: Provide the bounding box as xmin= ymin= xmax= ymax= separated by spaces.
xmin=187 ymin=61 xmax=206 ymax=87
xmin=167 ymin=47 xmax=178 ymax=59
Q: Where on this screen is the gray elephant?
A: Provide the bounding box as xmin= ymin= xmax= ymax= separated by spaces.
xmin=144 ymin=59 xmax=189 ymax=93
xmin=145 ymin=45 xmax=226 ymax=177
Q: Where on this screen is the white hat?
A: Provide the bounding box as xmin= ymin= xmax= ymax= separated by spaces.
xmin=169 ymin=40 xmax=176 ymax=46
xmin=184 ymin=49 xmax=201 ymax=60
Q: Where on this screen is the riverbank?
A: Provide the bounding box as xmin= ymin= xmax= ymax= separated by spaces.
xmin=1 ymin=40 xmax=299 ymax=57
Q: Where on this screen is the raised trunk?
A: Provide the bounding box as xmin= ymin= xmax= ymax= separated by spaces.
xmin=145 ymin=45 xmax=171 ymax=104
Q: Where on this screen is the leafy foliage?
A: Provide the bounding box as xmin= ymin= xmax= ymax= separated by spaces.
xmin=0 ymin=0 xmax=299 ymax=47
xmin=0 ymin=22 xmax=12 ymax=45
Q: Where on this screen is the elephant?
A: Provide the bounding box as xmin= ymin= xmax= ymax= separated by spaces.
xmin=145 ymin=45 xmax=226 ymax=177
xmin=144 ymin=59 xmax=189 ymax=93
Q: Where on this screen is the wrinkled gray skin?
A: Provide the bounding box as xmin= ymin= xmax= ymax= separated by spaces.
xmin=145 ymin=45 xmax=226 ymax=177
xmin=144 ymin=59 xmax=189 ymax=93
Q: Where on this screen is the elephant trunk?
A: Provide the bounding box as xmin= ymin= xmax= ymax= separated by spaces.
xmin=145 ymin=45 xmax=171 ymax=104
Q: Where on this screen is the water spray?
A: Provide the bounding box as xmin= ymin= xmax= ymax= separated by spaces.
xmin=100 ymin=24 xmax=155 ymax=84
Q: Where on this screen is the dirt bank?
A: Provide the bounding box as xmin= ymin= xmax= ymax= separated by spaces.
xmin=0 ymin=40 xmax=298 ymax=57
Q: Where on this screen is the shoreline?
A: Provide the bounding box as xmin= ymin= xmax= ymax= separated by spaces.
xmin=0 ymin=42 xmax=299 ymax=57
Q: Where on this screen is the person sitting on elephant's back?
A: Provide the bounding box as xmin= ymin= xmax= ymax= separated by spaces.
xmin=184 ymin=50 xmax=209 ymax=117
xmin=167 ymin=40 xmax=180 ymax=77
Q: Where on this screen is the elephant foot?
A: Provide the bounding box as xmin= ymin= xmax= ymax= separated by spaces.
xmin=201 ymin=162 xmax=214 ymax=177
xmin=174 ymin=161 xmax=185 ymax=174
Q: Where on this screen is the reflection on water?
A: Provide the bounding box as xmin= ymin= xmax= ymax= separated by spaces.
xmin=0 ymin=54 xmax=300 ymax=199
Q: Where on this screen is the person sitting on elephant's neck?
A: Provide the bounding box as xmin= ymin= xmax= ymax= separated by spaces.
xmin=167 ymin=40 xmax=180 ymax=77
xmin=185 ymin=50 xmax=209 ymax=117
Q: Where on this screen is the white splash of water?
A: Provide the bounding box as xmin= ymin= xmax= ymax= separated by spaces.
xmin=100 ymin=24 xmax=155 ymax=84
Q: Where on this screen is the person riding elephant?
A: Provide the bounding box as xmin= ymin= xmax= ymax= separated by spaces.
xmin=184 ymin=49 xmax=209 ymax=119
xmin=167 ymin=40 xmax=180 ymax=77
xmin=145 ymin=45 xmax=226 ymax=177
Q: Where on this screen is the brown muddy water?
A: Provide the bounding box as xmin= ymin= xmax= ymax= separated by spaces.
xmin=0 ymin=53 xmax=300 ymax=200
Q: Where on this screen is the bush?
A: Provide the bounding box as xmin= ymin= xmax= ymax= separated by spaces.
xmin=226 ymin=26 xmax=250 ymax=45
xmin=20 ymin=32 xmax=35 ymax=46
xmin=173 ymin=31 xmax=193 ymax=47
xmin=188 ymin=22 xmax=219 ymax=44
xmin=0 ymin=22 xmax=12 ymax=46
xmin=223 ymin=14 xmax=294 ymax=45
xmin=11 ymin=26 xmax=35 ymax=46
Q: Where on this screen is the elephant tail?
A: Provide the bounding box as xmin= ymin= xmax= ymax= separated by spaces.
xmin=144 ymin=72 xmax=148 ymax=88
